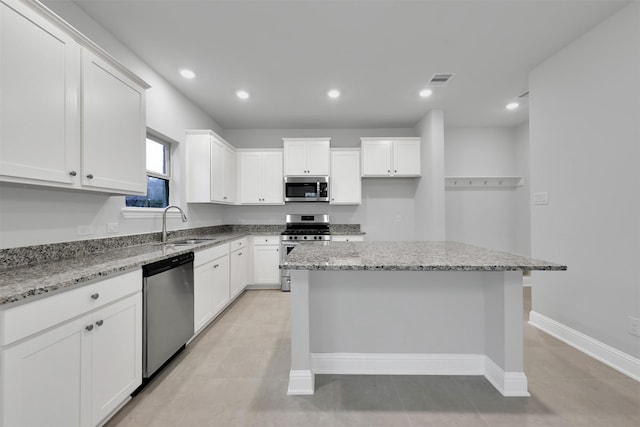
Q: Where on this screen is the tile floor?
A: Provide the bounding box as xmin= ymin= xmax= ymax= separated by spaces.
xmin=106 ymin=288 xmax=640 ymax=427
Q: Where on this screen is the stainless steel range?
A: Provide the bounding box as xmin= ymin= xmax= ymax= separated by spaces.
xmin=280 ymin=214 xmax=330 ymax=291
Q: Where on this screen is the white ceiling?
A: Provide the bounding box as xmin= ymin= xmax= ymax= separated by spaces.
xmin=70 ymin=0 xmax=628 ymax=130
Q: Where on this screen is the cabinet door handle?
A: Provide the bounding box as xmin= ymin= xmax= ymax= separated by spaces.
xmin=96 ymin=320 xmax=104 ymax=326
xmin=237 ymin=252 xmax=243 ymax=256
xmin=69 ymin=171 xmax=77 ymax=177
xmin=91 ymin=293 xmax=99 ymax=300
xmin=86 ymin=174 xmax=94 ymax=179
xmin=213 ymin=264 xmax=219 ymax=268
xmin=223 ymin=196 xmax=228 ymax=200
xmin=387 ymin=170 xmax=391 ymax=173
xmin=85 ymin=324 xmax=94 ymax=331
xmin=394 ymin=170 xmax=397 ymax=173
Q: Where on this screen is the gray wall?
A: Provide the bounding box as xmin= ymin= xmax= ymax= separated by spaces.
xmin=529 ymin=2 xmax=640 ymax=358
xmin=444 ymin=126 xmax=530 ymax=254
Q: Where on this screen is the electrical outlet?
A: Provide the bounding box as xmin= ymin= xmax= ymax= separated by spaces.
xmin=77 ymin=225 xmax=93 ymax=235
xmin=106 ymin=223 xmax=119 ymax=234
xmin=628 ymin=316 xmax=640 ymax=337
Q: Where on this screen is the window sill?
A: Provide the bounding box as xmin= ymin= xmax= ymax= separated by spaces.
xmin=121 ymin=207 xmax=183 ymax=219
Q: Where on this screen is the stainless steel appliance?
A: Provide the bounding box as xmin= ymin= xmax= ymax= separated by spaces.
xmin=280 ymin=214 xmax=330 ymax=291
xmin=284 ymin=176 xmax=329 ymax=202
xmin=142 ymin=252 xmax=194 ymax=379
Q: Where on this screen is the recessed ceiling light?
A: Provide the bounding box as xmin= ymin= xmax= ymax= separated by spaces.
xmin=179 ymin=69 xmax=196 ymax=79
xmin=327 ymin=89 xmax=341 ymax=99
xmin=236 ymin=90 xmax=250 ymax=100
xmin=506 ymin=102 xmax=520 ymax=110
xmin=419 ymin=88 xmax=433 ymax=98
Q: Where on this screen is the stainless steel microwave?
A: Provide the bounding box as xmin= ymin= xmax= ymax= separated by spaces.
xmin=284 ymin=176 xmax=329 ymax=202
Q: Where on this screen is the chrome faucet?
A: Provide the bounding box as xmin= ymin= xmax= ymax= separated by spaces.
xmin=162 ymin=205 xmax=188 ymax=243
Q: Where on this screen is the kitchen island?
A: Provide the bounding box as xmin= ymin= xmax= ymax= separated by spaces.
xmin=281 ymin=241 xmax=566 ymax=397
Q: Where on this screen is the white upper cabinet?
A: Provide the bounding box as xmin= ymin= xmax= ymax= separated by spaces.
xmin=185 ymin=130 xmax=236 ymax=204
xmin=0 ymin=0 xmax=79 ymax=186
xmin=360 ymin=137 xmax=421 ymax=177
xmin=81 ymin=49 xmax=146 ymax=194
xmin=330 ymin=149 xmax=361 ymax=205
xmin=0 ymin=0 xmax=149 ymax=194
xmin=283 ymin=138 xmax=330 ymax=176
xmin=238 ymin=150 xmax=283 ymax=205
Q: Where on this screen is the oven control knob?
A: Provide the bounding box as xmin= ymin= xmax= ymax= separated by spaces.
xmin=293 ymin=236 xmax=297 ymax=240
xmin=303 ymin=236 xmax=307 ymax=240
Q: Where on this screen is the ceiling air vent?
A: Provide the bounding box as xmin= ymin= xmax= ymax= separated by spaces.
xmin=427 ymin=73 xmax=455 ymax=87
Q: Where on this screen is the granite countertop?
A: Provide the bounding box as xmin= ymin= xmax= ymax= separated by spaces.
xmin=0 ymin=232 xmax=251 ymax=307
xmin=281 ymin=241 xmax=566 ymax=272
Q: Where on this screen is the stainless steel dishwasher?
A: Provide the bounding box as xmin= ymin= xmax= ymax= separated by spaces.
xmin=142 ymin=252 xmax=194 ymax=379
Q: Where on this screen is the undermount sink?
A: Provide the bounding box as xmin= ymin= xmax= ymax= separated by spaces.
xmin=171 ymin=238 xmax=218 ymax=245
xmin=155 ymin=238 xmax=218 ymax=247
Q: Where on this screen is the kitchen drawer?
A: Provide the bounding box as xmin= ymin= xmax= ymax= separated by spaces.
xmin=1 ymin=269 xmax=141 ymax=347
xmin=252 ymin=235 xmax=280 ymax=246
xmin=230 ymin=237 xmax=248 ymax=252
xmin=331 ymin=235 xmax=365 ymax=242
xmin=195 ymin=242 xmax=230 ymax=266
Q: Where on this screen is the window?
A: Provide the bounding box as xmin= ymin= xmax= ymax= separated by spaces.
xmin=125 ymin=135 xmax=171 ymax=208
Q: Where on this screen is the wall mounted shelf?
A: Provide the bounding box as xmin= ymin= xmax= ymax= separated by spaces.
xmin=445 ymin=176 xmax=523 ymax=189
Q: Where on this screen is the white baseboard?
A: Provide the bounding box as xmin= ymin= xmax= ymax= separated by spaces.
xmin=245 ymin=284 xmax=281 ymax=290
xmin=312 ymin=352 xmax=485 ymax=375
xmin=310 ymin=352 xmax=529 ymax=396
xmin=484 ymin=358 xmax=530 ymax=396
xmin=287 ymin=370 xmax=314 ymax=395
xmin=530 ymin=311 xmax=640 ymax=382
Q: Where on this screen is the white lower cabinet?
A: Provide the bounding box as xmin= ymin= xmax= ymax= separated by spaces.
xmin=0 ymin=270 xmax=142 ymax=427
xmin=230 ymin=238 xmax=248 ymax=298
xmin=252 ymin=236 xmax=280 ymax=284
xmin=193 ymin=244 xmax=230 ymax=334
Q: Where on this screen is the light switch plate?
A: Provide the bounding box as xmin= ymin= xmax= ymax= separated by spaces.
xmin=533 ymin=192 xmax=549 ymax=205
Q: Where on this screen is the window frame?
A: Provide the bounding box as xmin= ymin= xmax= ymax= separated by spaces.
xmin=122 ymin=129 xmax=179 ymax=218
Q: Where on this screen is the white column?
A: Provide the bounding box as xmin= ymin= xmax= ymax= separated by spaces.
xmin=287 ymin=269 xmax=314 ymax=395
xmin=483 ymin=271 xmax=529 ymax=396
xmin=414 ymin=110 xmax=446 ymax=240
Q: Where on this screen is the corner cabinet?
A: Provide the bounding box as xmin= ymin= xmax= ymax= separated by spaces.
xmin=185 ymin=130 xmax=236 ymax=204
xmin=0 ymin=269 xmax=142 ymax=427
xmin=0 ymin=0 xmax=149 ymax=195
xmin=237 ymin=150 xmax=284 ymax=205
xmin=330 ymin=149 xmax=361 ymax=205
xmin=283 ymin=138 xmax=330 ymax=176
xmin=360 ymin=137 xmax=421 ymax=177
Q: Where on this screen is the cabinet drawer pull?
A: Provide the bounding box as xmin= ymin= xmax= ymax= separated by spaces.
xmin=213 ymin=264 xmax=220 ymax=268
xmin=86 ymin=173 xmax=94 ymax=179
xmin=69 ymin=171 xmax=77 ymax=176
xmin=91 ymin=293 xmax=99 ymax=300
xmin=96 ymin=320 xmax=104 ymax=326
xmin=85 ymin=324 xmax=94 ymax=331
xmin=237 ymin=252 xmax=243 ymax=256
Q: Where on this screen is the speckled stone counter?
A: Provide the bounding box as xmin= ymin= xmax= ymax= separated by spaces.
xmin=282 ymin=241 xmax=565 ymax=271
xmin=0 ymin=232 xmax=251 ymax=307
xmin=286 ymin=241 xmax=566 ymax=398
